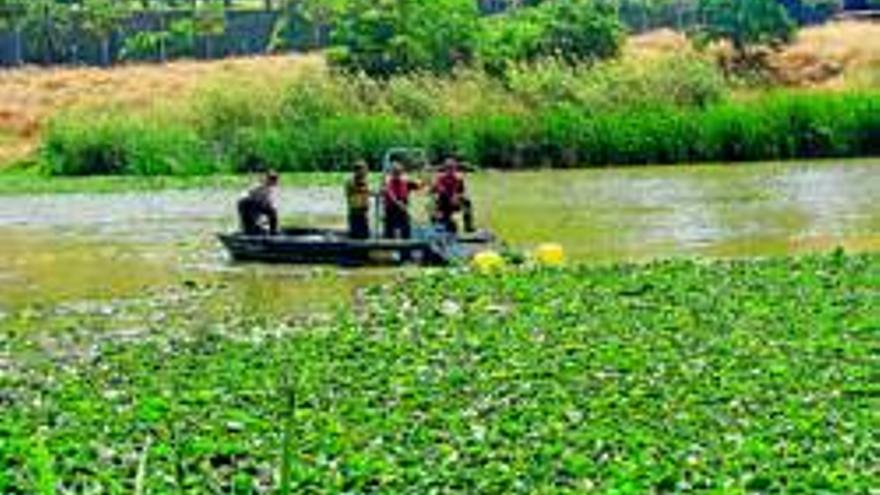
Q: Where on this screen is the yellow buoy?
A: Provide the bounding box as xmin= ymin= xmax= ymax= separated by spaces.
xmin=534 ymin=243 xmax=565 ymax=267
xmin=472 ymin=250 xmax=506 ymax=273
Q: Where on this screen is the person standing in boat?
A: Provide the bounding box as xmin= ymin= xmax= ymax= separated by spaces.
xmin=346 ymin=161 xmax=372 ymax=239
xmin=383 ymin=162 xmax=421 ymax=240
xmin=432 ymin=156 xmax=475 ymax=234
xmin=238 ymin=170 xmax=280 ymax=236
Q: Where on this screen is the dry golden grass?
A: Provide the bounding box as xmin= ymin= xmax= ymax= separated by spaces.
xmin=0 ymin=54 xmax=324 ymax=167
xmin=625 ymin=28 xmax=692 ymax=58
xmin=771 ymin=20 xmax=880 ymax=88
xmin=628 ymin=21 xmax=880 ymax=88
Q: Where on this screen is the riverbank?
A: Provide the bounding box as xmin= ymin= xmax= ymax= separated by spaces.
xmin=40 ymin=81 xmax=880 ymax=175
xmin=2 ymin=252 xmax=876 ymax=492
xmin=3 ymin=22 xmax=878 ymax=175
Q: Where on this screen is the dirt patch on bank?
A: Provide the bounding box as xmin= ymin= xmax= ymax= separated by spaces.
xmin=0 ymin=54 xmax=323 ymax=168
xmin=628 ymin=21 xmax=880 ymax=87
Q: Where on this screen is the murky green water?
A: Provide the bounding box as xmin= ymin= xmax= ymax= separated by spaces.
xmin=1 ymin=160 xmax=878 ymax=315
xmin=481 ymin=160 xmax=880 ymax=261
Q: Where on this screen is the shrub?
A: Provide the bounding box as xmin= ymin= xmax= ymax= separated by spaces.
xmin=478 ymin=0 xmax=624 ymax=75
xmin=304 ymin=114 xmax=414 ymax=170
xmin=383 ymin=75 xmax=443 ymax=121
xmin=43 ymin=111 xmax=222 ymax=176
xmin=506 ymin=53 xmax=726 ymax=112
xmin=329 ymin=0 xmax=480 ymax=77
xmin=849 ymin=92 xmax=880 ymax=156
xmin=466 ymin=113 xmax=534 ymax=169
xmin=416 ymin=117 xmax=477 ymax=161
xmin=538 ymin=0 xmax=624 ymax=65
xmin=120 ymin=31 xmax=168 ymax=61
xmin=696 ymin=0 xmax=796 ymax=58
xmin=277 ymin=71 xmax=363 ymax=125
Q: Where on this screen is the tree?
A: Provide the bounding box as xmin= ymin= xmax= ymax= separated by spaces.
xmin=478 ymin=0 xmax=623 ymax=75
xmin=299 ymin=0 xmax=349 ymax=48
xmin=81 ymin=0 xmax=130 ymax=66
xmin=167 ymin=17 xmax=197 ymax=57
xmin=696 ymin=0 xmax=796 ymax=58
xmin=541 ymin=0 xmax=623 ymax=64
xmin=120 ymin=29 xmax=168 ymax=61
xmin=266 ymin=0 xmax=311 ymax=53
xmin=23 ymin=0 xmax=73 ymax=64
xmin=193 ymin=0 xmax=226 ymax=58
xmin=329 ymin=0 xmax=480 ymax=77
xmin=0 ymin=0 xmax=27 ymax=65
xmin=156 ymin=0 xmax=169 ymax=62
xmin=408 ymin=0 xmax=481 ymax=70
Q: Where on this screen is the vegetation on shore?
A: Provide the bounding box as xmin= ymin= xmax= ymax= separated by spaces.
xmin=40 ymin=49 xmax=729 ymax=175
xmin=41 ymin=80 xmax=880 ymax=175
xmin=1 ymin=20 xmax=879 ymax=173
xmin=28 ymin=2 xmax=880 ymax=175
xmin=2 ymin=251 xmax=876 ymax=492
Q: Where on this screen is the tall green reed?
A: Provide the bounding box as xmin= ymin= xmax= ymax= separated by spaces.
xmin=40 ymin=55 xmax=879 ymax=175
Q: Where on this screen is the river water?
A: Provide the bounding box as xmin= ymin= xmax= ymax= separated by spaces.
xmin=1 ymin=160 xmax=878 ymax=313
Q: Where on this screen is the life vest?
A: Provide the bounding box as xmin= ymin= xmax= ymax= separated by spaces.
xmin=346 ymin=179 xmax=370 ymax=211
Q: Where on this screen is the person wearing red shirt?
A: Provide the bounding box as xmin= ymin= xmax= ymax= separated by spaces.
xmin=383 ymin=163 xmax=421 ymax=240
xmin=432 ymin=157 xmax=474 ymax=234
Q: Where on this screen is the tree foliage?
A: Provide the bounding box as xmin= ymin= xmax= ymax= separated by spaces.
xmin=328 ymin=0 xmax=479 ymax=77
xmin=0 ymin=0 xmax=26 ymax=27
xmin=22 ymin=0 xmax=73 ymax=64
xmin=81 ymin=0 xmax=128 ymax=39
xmin=193 ymin=0 xmax=227 ymax=58
xmin=80 ymin=0 xmax=130 ymax=65
xmin=298 ymin=0 xmax=349 ymax=47
xmin=328 ymin=0 xmax=622 ymax=78
xmin=0 ymin=0 xmax=27 ymax=64
xmin=478 ymin=0 xmax=623 ymax=74
xmin=696 ymin=0 xmax=796 ymax=55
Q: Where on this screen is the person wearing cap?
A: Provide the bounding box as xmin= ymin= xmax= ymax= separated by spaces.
xmin=383 ymin=162 xmax=421 ymax=240
xmin=432 ymin=156 xmax=474 ymax=234
xmin=238 ymin=170 xmax=280 ymax=235
xmin=345 ymin=160 xmax=372 ymax=239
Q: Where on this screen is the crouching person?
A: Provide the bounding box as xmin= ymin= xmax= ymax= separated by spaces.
xmin=238 ymin=171 xmax=280 ymax=235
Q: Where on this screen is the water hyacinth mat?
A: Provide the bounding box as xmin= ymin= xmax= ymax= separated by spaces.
xmin=1 ymin=252 xmax=877 ymax=493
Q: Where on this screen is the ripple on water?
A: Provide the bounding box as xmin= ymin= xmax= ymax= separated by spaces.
xmin=0 ymin=160 xmax=878 ymax=310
